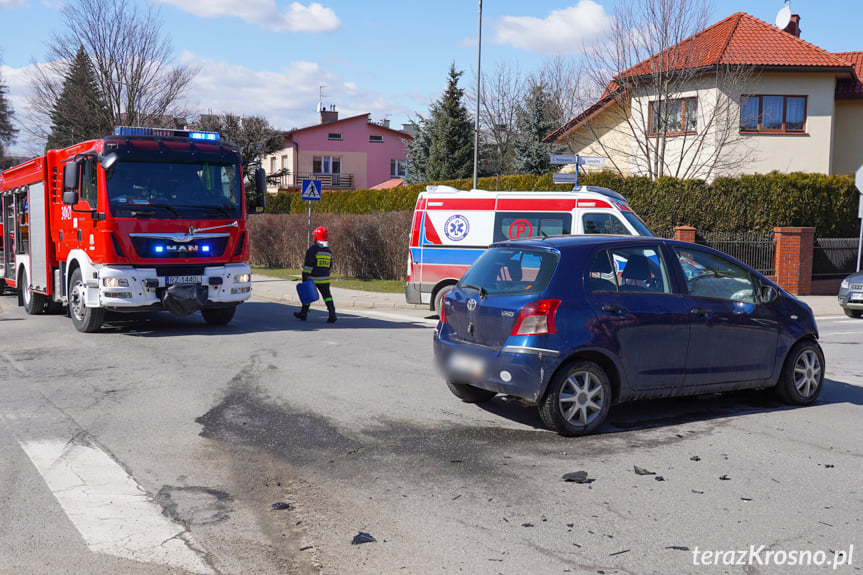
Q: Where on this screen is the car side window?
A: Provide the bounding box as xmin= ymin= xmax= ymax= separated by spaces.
xmin=609 ymin=246 xmax=671 ymax=294
xmin=589 ymin=250 xmax=618 ymax=292
xmin=674 ymin=247 xmax=756 ymax=303
xmin=583 ymin=212 xmax=631 ymax=235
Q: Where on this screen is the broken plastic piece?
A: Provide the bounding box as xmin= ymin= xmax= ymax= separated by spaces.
xmin=271 ymin=502 xmax=291 ymax=510
xmin=562 ymin=471 xmax=593 ymax=483
xmin=634 ymin=466 xmax=656 ymax=475
xmin=352 ymin=532 xmax=376 ymax=545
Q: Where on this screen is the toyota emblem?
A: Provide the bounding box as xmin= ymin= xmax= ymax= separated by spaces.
xmin=466 ymin=298 xmax=477 ymax=311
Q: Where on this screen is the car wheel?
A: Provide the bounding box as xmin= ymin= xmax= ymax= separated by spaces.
xmin=433 ymin=284 xmax=454 ymax=315
xmin=446 ymin=380 xmax=497 ymax=403
xmin=201 ymin=306 xmax=237 ymax=325
xmin=843 ymin=308 xmax=862 ymax=319
xmin=68 ymin=268 xmax=105 ymax=333
xmin=20 ymin=267 xmax=47 ymax=315
xmin=539 ymin=360 xmax=612 ymax=437
xmin=775 ymin=340 xmax=824 ymax=405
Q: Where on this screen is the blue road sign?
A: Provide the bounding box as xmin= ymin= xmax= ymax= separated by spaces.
xmin=301 ymin=179 xmax=322 ymax=201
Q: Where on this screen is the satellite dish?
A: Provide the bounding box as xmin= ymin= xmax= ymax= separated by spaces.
xmin=775 ymin=4 xmax=792 ymax=29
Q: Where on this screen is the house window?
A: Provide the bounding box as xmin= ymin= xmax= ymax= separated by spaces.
xmin=328 ymin=133 xmax=342 ymax=140
xmin=313 ymin=156 xmax=341 ymax=175
xmin=740 ymin=95 xmax=807 ymax=133
xmin=391 ymin=159 xmax=408 ymax=178
xmin=649 ymin=97 xmax=697 ymax=135
xmin=369 ymin=135 xmax=384 ymax=143
xmin=281 ymin=156 xmax=288 ymax=170
xmin=270 ymin=157 xmax=276 ymax=172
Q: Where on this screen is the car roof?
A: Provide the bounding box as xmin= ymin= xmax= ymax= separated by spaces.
xmin=493 ymin=234 xmax=673 ymax=251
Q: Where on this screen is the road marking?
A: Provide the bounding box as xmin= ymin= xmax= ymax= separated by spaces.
xmin=2 ymin=404 xmax=212 ymax=574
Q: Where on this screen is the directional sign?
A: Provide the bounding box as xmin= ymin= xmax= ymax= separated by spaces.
xmin=577 ymin=155 xmax=606 ymax=166
xmin=553 ymin=173 xmax=579 ymax=184
xmin=301 ymin=178 xmax=322 ymax=201
xmin=550 ymin=154 xmax=576 ymax=165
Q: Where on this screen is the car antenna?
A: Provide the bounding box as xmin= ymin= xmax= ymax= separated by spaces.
xmin=540 ymin=231 xmax=548 ymax=239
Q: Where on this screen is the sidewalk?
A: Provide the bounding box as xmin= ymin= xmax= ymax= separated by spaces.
xmin=251 ymin=274 xmax=843 ymax=317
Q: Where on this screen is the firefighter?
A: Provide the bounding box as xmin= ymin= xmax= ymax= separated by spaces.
xmin=294 ymin=226 xmax=337 ymax=323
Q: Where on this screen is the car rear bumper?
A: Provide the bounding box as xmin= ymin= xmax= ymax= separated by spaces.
xmin=433 ymin=332 xmax=560 ymax=403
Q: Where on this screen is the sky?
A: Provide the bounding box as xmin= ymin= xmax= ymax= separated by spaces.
xmin=1 ymin=0 xmax=863 ymax=155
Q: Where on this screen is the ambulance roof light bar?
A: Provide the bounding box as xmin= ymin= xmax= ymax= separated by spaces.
xmin=113 ymin=126 xmax=220 ymax=141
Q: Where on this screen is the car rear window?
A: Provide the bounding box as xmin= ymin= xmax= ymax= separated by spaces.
xmin=458 ymin=247 xmax=558 ymax=296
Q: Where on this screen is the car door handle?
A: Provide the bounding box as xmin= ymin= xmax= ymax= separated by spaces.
xmin=601 ymin=304 xmax=626 ymax=315
xmin=690 ymin=307 xmax=710 ymax=317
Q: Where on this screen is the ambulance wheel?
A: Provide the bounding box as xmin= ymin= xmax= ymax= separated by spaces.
xmin=433 ymin=284 xmax=454 ymax=315
xmin=201 ymin=306 xmax=236 ymax=325
xmin=20 ymin=268 xmax=47 ymax=315
xmin=69 ymin=268 xmax=104 ymax=333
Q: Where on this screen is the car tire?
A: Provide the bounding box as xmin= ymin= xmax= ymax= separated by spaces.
xmin=201 ymin=306 xmax=237 ymax=325
xmin=843 ymin=308 xmax=862 ymax=319
xmin=20 ymin=267 xmax=47 ymax=315
xmin=68 ymin=268 xmax=104 ymax=333
xmin=433 ymin=284 xmax=454 ymax=315
xmin=446 ymin=380 xmax=497 ymax=403
xmin=775 ymin=340 xmax=824 ymax=405
xmin=539 ymin=360 xmax=612 ymax=437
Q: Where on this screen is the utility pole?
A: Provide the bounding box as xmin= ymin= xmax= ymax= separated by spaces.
xmin=473 ymin=0 xmax=482 ymax=190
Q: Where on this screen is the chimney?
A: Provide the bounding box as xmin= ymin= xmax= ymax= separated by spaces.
xmin=320 ymin=104 xmax=338 ymax=124
xmin=784 ymin=14 xmax=802 ymax=38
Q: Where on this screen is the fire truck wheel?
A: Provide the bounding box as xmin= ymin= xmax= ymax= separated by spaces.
xmin=201 ymin=306 xmax=236 ymax=325
xmin=20 ymin=268 xmax=47 ymax=315
xmin=69 ymin=268 xmax=104 ymax=333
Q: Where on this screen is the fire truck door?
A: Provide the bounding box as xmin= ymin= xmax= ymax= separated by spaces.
xmin=27 ymin=182 xmax=50 ymax=292
xmin=1 ymin=195 xmax=12 ymax=280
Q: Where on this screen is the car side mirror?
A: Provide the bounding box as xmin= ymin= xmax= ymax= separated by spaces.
xmin=760 ymin=284 xmax=778 ymax=304
xmin=62 ymin=161 xmax=80 ymax=205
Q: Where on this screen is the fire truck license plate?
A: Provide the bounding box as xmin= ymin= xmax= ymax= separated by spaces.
xmin=168 ymin=275 xmax=202 ymax=285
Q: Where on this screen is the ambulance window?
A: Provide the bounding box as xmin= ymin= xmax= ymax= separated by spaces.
xmin=81 ymin=158 xmax=98 ymax=209
xmin=493 ymin=213 xmax=571 ymax=242
xmin=582 ymin=213 xmax=631 ymax=235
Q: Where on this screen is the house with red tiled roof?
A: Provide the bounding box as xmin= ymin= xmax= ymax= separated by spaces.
xmin=548 ymin=11 xmax=863 ymax=180
xmin=261 ymin=106 xmax=412 ymax=193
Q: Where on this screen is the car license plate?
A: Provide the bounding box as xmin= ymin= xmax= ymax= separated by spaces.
xmin=449 ymin=351 xmax=485 ymax=378
xmin=852 ymin=292 xmax=863 ymax=302
xmin=167 ymin=275 xmax=202 ymax=285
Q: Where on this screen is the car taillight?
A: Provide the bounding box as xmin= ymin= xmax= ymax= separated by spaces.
xmin=510 ymin=299 xmax=561 ymax=335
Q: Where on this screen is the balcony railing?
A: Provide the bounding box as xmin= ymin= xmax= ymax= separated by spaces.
xmin=268 ymin=172 xmax=355 ymax=190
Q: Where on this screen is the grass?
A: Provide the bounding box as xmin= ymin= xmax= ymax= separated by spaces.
xmin=251 ymin=266 xmax=405 ymax=294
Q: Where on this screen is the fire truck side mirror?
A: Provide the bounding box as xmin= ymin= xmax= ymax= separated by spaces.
xmin=62 ymin=161 xmax=80 ymax=205
xmin=255 ymin=168 xmax=267 ymax=211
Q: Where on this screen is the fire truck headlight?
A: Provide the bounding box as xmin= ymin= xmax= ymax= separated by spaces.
xmin=233 ymin=273 xmax=251 ymax=283
xmin=103 ymin=277 xmax=130 ymax=288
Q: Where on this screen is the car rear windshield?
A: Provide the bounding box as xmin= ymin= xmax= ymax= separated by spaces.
xmin=458 ymin=247 xmax=558 ymax=296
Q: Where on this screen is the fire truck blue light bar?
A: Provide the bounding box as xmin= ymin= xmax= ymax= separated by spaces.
xmin=113 ymin=126 xmax=220 ymax=141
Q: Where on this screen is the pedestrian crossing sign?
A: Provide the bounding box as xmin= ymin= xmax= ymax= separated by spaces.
xmin=301 ymin=179 xmax=322 ymax=201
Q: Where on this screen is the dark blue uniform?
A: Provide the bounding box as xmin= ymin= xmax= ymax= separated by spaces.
xmin=295 ymin=241 xmax=336 ymax=323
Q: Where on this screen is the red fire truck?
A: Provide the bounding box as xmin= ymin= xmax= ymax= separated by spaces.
xmin=0 ymin=126 xmax=257 ymax=332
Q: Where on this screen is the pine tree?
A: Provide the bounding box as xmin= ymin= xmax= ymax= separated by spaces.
xmin=513 ymin=83 xmax=564 ymax=175
xmin=406 ymin=65 xmax=474 ymax=184
xmin=0 ymin=64 xmax=17 ymax=165
xmin=45 ymin=46 xmax=111 ymax=150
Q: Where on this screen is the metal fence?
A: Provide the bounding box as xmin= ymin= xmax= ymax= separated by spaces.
xmin=698 ymin=231 xmax=775 ymax=276
xmin=813 ymin=237 xmax=859 ymax=278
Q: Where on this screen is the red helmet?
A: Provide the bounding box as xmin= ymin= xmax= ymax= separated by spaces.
xmin=312 ymin=226 xmax=328 ymax=242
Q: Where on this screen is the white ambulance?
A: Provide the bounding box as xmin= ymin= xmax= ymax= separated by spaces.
xmin=405 ymin=185 xmax=652 ymax=311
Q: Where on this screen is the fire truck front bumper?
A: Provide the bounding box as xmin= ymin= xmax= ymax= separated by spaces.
xmin=95 ymin=264 xmax=252 ymax=313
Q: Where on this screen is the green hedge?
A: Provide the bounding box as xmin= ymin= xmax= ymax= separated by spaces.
xmin=264 ymin=171 xmax=860 ymax=237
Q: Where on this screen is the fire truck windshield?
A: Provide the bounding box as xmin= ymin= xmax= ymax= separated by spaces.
xmin=105 ymin=160 xmax=242 ymax=219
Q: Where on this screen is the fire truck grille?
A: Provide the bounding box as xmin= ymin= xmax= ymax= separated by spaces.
xmin=130 ymin=236 xmax=230 ymax=259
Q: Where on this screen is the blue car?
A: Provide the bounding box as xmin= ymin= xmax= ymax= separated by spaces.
xmin=433 ymin=235 xmax=824 ymax=436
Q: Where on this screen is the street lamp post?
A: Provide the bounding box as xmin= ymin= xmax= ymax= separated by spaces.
xmin=473 ymin=0 xmax=482 ymax=190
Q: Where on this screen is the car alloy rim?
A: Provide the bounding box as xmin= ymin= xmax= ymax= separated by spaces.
xmin=793 ymin=349 xmax=822 ymax=398
xmin=559 ymin=370 xmax=604 ymax=426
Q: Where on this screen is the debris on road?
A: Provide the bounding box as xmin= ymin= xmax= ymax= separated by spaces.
xmin=562 ymin=471 xmax=593 ymax=483
xmin=634 ymin=466 xmax=656 ymax=475
xmin=271 ymin=502 xmax=291 ymax=510
xmin=719 ymin=475 xmax=731 ymax=481
xmin=690 ymin=456 xmax=701 ymax=462
xmin=352 ymin=532 xmax=377 ymax=545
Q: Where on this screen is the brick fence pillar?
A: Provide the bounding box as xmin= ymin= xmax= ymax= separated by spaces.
xmin=773 ymin=227 xmax=815 ymax=295
xmin=674 ymin=226 xmax=696 ymax=243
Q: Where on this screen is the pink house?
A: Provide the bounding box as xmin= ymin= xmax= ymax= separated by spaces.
xmin=262 ymin=107 xmax=413 ymax=193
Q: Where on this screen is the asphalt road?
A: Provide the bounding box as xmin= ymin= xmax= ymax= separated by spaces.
xmin=0 ymin=289 xmax=860 ymax=575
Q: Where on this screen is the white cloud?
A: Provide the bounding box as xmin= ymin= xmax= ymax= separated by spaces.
xmin=490 ymin=0 xmax=611 ymax=55
xmin=180 ymin=53 xmax=411 ymax=132
xmin=0 ymin=0 xmax=27 ymax=7
xmin=153 ymin=0 xmax=340 ymax=33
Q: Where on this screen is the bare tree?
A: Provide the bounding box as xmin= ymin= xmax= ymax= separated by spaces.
xmin=563 ymin=0 xmax=755 ymax=180
xmin=473 ymin=61 xmax=526 ymax=176
xmin=26 ymin=0 xmax=198 ymax=145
